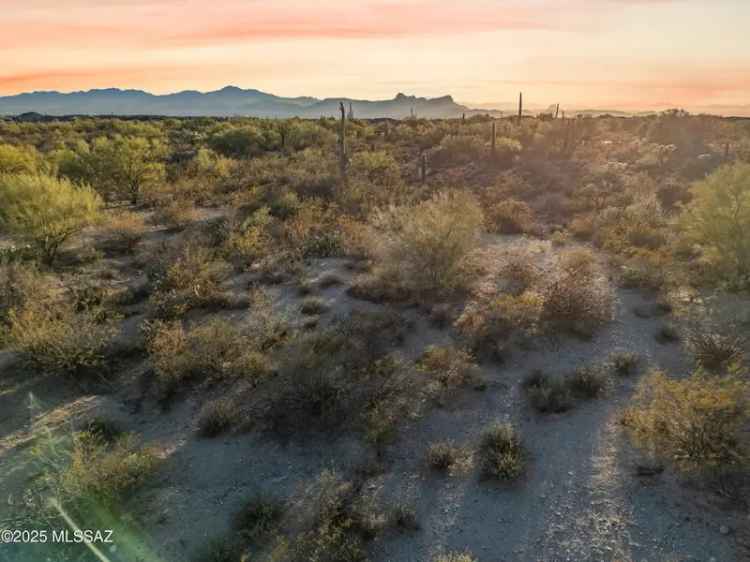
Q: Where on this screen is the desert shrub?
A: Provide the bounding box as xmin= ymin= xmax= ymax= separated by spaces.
xmin=523 ymin=370 xmax=573 ymax=413
xmin=349 ymin=150 xmax=402 ymax=188
xmin=609 ymin=351 xmax=639 ymax=377
xmin=568 ymin=365 xmax=608 ymax=399
xmin=431 ymin=135 xmax=485 ymax=168
xmin=0 ymin=262 xmax=55 ymax=324
xmin=426 ymin=440 xmax=462 ymax=471
xmin=198 ymin=398 xmax=239 ymax=437
xmin=234 ymin=495 xmax=285 ymax=542
xmin=38 ymin=430 xmax=158 ymax=515
xmin=318 ymin=273 xmax=344 ymax=289
xmin=222 ymin=207 xmax=274 ymax=267
xmin=618 ymin=250 xmax=671 ymax=290
xmin=100 ymin=210 xmax=147 ymax=254
xmin=264 ymin=310 xmax=417 ymax=437
xmin=389 ymin=504 xmax=419 ymax=531
xmin=83 ymin=417 xmax=123 ymax=444
xmin=7 ymin=298 xmax=118 ymax=375
xmin=0 ymin=174 xmax=102 ymax=264
xmin=282 ymin=199 xmax=345 ymax=258
xmin=59 ymin=136 xmax=166 ymax=203
xmin=499 ymin=250 xmax=541 ymax=295
xmin=539 ymin=249 xmax=613 ymax=338
xmin=151 ymin=199 xmax=200 ymax=230
xmin=456 ymin=291 xmax=543 ymax=350
xmin=146 ymin=242 xmax=231 ymax=319
xmin=479 ymin=422 xmax=525 ymax=480
xmin=687 ymin=330 xmax=744 ymax=372
xmin=0 ymin=143 xmax=39 ymax=174
xmin=417 ymin=345 xmax=480 ymax=388
xmin=486 ymin=198 xmax=536 ymax=235
xmin=655 ymin=323 xmax=679 ymax=344
xmin=569 ymin=215 xmax=595 ymax=240
xmin=209 ymin=125 xmax=275 ymax=159
xmin=369 ymin=191 xmax=484 ymax=297
xmin=288 ymin=471 xmax=369 ymax=562
xmin=146 ymin=318 xmax=269 ymax=397
xmin=679 ymin=162 xmax=750 ymax=287
xmin=300 ymin=296 xmax=329 ymax=316
xmin=434 ymin=553 xmax=478 ymax=562
xmin=623 ymin=369 xmax=750 ymax=473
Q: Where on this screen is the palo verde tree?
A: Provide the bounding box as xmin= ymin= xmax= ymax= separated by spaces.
xmin=58 ymin=136 xmax=166 ymax=204
xmin=680 ymin=161 xmax=750 ymax=287
xmin=0 ymin=174 xmax=103 ymax=264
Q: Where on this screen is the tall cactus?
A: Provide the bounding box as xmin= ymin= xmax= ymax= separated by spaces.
xmin=347 ymin=101 xmax=354 ymax=120
xmin=338 ymin=102 xmax=348 ymax=182
xmin=518 ymin=92 xmax=523 ymax=123
xmin=491 ymin=120 xmax=497 ymax=155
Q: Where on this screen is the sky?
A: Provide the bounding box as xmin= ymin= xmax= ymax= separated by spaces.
xmin=1 ymin=0 xmax=749 ymax=111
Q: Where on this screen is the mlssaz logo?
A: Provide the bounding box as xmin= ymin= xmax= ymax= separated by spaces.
xmin=52 ymin=529 xmax=114 ymax=544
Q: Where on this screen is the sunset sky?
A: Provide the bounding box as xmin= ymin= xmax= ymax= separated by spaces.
xmin=2 ymin=0 xmax=749 ymax=111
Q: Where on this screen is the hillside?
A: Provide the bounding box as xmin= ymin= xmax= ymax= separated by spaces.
xmin=0 ymin=86 xmax=477 ymax=118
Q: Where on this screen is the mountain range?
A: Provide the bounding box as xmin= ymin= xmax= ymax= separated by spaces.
xmin=0 ymin=86 xmax=483 ymax=119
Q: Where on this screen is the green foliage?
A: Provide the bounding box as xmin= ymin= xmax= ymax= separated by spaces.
xmin=680 ymin=162 xmax=750 ymax=287
xmin=623 ymin=369 xmax=750 ymax=473
xmin=57 ymin=136 xmax=166 ymax=203
xmin=479 ymin=422 xmax=525 ymax=480
xmin=209 ymin=125 xmax=279 ymax=158
xmin=7 ymin=296 xmax=118 ymax=375
xmin=198 ymin=398 xmax=239 ymax=437
xmin=523 ymin=370 xmax=573 ymax=413
xmin=146 ymin=241 xmax=231 ymax=318
xmin=146 ymin=318 xmax=270 ymax=397
xmin=0 ymin=143 xmax=39 ymax=174
xmin=369 ymin=191 xmax=484 ymax=297
xmin=234 ymin=495 xmax=285 ymax=542
xmin=0 ymin=174 xmax=102 ymax=264
xmin=486 ymin=198 xmax=535 ymax=234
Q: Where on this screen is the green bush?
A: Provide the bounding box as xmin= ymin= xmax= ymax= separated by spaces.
xmin=426 ymin=440 xmax=462 ymax=471
xmin=523 ymin=370 xmax=573 ymax=413
xmin=198 ymin=398 xmax=239 ymax=437
xmin=146 ymin=318 xmax=269 ymax=397
xmin=7 ymin=299 xmax=118 ymax=375
xmin=479 ymin=422 xmax=525 ymax=480
xmin=0 ymin=174 xmax=102 ymax=264
xmin=0 ymin=143 xmax=39 ymax=174
xmin=623 ymin=369 xmax=750 ymax=473
xmin=234 ymin=495 xmax=285 ymax=542
xmin=680 ymin=162 xmax=750 ymax=287
xmin=369 ymin=191 xmax=484 ymax=297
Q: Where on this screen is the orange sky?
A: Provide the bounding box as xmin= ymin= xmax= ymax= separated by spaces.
xmin=2 ymin=0 xmax=749 ymax=111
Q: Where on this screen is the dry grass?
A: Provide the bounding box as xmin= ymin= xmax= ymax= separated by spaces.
xmin=479 ymin=422 xmax=525 ymax=480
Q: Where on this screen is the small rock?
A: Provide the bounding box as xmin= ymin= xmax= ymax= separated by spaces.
xmin=720 ymin=525 xmax=731 ymax=535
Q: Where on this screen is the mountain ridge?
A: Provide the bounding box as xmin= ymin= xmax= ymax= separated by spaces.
xmin=0 ymin=86 xmax=477 ymax=118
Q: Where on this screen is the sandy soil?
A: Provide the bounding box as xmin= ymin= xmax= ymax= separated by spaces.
xmin=1 ymin=233 xmax=748 ymax=562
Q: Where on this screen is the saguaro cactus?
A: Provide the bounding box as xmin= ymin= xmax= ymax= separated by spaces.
xmin=554 ymin=104 xmax=560 ymax=119
xmin=338 ymin=102 xmax=348 ymax=181
xmin=491 ymin=120 xmax=497 ymax=155
xmin=348 ymin=102 xmax=354 ymax=120
xmin=518 ymin=92 xmax=523 ymax=123
xmin=420 ymin=152 xmax=427 ymax=184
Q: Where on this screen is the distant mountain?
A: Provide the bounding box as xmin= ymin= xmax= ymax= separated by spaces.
xmin=0 ymin=86 xmax=482 ymax=118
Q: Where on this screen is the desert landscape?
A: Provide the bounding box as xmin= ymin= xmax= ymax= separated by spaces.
xmin=0 ymin=106 xmax=748 ymax=562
